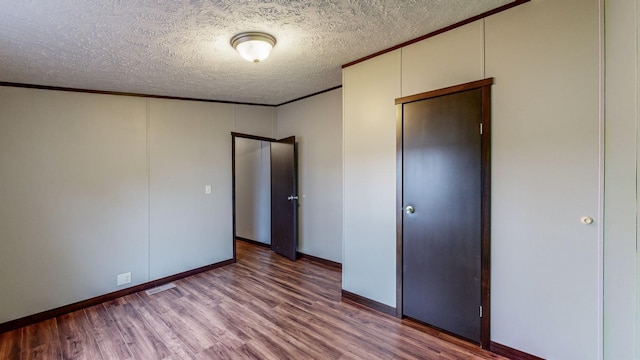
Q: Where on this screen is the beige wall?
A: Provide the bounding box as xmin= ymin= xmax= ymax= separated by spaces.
xmin=343 ymin=51 xmax=401 ymax=304
xmin=276 ymin=89 xmax=343 ymax=263
xmin=402 ymin=20 xmax=484 ymax=95
xmin=233 ymin=105 xmax=276 ymax=138
xmin=0 ymin=86 xmax=276 ymax=323
xmin=149 ymin=99 xmax=235 ymax=280
xmin=604 ymin=0 xmax=639 ymax=358
xmin=0 ymin=87 xmax=149 ymax=323
xmin=486 ymin=2 xmax=601 ymax=358
xmin=342 ymin=0 xmax=609 ymax=358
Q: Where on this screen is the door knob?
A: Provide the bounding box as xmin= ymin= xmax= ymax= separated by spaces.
xmin=405 ymin=205 xmax=415 ymax=214
xmin=287 ymin=195 xmax=299 ymax=201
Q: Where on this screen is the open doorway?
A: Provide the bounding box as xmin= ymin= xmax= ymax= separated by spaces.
xmin=231 ymin=132 xmax=299 ymax=261
xmin=234 ymin=137 xmax=272 ymax=247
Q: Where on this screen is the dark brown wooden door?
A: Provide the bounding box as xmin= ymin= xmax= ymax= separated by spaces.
xmin=270 ymin=136 xmax=298 ymax=261
xmin=402 ymin=89 xmax=482 ymax=343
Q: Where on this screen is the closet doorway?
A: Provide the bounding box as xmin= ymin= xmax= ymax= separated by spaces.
xmin=231 ymin=132 xmax=299 ymax=261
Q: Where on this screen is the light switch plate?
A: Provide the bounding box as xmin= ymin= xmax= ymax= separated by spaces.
xmin=205 ymin=185 xmax=212 ymax=194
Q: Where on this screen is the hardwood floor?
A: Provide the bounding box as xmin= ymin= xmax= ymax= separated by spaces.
xmin=0 ymin=241 xmax=506 ymax=359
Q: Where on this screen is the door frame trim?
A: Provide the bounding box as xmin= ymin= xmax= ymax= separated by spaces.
xmin=231 ymin=132 xmax=276 ymax=262
xmin=395 ymin=78 xmax=494 ymax=349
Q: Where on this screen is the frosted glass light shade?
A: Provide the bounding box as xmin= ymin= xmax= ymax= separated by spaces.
xmin=231 ymin=32 xmax=276 ymax=63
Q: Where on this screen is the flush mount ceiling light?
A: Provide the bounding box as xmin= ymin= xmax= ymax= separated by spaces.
xmin=231 ymin=32 xmax=276 ymax=63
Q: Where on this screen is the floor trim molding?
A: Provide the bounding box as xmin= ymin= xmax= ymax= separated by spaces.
xmin=490 ymin=341 xmax=545 ymax=360
xmin=298 ymin=252 xmax=342 ymax=269
xmin=0 ymin=259 xmax=234 ymax=334
xmin=341 ymin=290 xmax=396 ymax=316
xmin=236 ymin=237 xmax=271 ymax=248
xmin=340 ymin=293 xmax=544 ymax=360
xmin=235 ymin=237 xmax=342 ymax=269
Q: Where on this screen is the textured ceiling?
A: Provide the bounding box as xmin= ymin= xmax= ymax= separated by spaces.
xmin=0 ymin=1 xmax=513 ymax=105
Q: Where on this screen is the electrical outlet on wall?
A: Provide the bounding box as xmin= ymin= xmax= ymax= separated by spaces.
xmin=117 ymin=272 xmax=131 ymax=286
xmin=205 ymin=185 xmax=212 ymax=194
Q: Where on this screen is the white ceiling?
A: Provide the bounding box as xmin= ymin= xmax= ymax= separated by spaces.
xmin=0 ymin=1 xmax=514 ymax=105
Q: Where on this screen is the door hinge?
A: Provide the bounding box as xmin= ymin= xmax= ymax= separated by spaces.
xmin=479 ymin=306 xmax=483 ymax=318
xmin=480 ymin=123 xmax=483 ymax=135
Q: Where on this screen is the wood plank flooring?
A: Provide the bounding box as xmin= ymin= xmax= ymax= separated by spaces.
xmin=0 ymin=241 xmax=507 ymax=359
